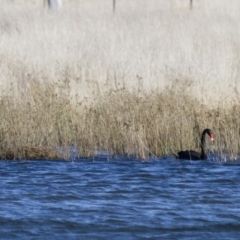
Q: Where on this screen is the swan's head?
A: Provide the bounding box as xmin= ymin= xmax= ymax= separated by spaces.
xmin=203 ymin=128 xmax=214 ymax=141
xmin=209 ymin=133 xmax=214 ymax=141
xmin=207 ymin=129 xmax=214 ymax=141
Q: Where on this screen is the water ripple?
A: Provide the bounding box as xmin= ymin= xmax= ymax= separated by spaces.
xmin=0 ymin=158 xmax=240 ymax=239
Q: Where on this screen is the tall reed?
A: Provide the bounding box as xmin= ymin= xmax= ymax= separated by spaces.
xmin=1 ymin=1 xmax=240 ymax=160
xmin=0 ymin=80 xmax=240 ymax=160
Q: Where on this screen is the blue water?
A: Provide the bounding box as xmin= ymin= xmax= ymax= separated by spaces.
xmin=0 ymin=155 xmax=240 ymax=239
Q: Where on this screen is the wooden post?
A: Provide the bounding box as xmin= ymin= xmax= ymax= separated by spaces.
xmin=113 ymin=0 xmax=116 ymax=13
xmin=190 ymin=0 xmax=193 ymax=10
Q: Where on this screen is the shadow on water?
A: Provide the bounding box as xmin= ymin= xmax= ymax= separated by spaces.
xmin=0 ymin=154 xmax=240 ymax=239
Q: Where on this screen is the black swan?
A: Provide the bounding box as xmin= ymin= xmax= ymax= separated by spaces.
xmin=177 ymin=128 xmax=213 ymax=160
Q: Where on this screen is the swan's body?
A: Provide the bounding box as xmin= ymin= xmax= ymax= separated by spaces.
xmin=177 ymin=150 xmax=206 ymax=160
xmin=177 ymin=128 xmax=213 ymax=160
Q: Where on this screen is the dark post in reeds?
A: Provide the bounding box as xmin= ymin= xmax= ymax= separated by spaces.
xmin=190 ymin=0 xmax=193 ymax=10
xmin=113 ymin=0 xmax=116 ymax=13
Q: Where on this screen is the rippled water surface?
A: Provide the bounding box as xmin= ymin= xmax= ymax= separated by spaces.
xmin=1 ymin=155 xmax=240 ymax=239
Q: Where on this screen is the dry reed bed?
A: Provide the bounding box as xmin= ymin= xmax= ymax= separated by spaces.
xmin=0 ymin=81 xmax=240 ymax=160
xmin=1 ymin=1 xmax=240 ymax=106
xmin=1 ymin=1 xmax=240 ymax=159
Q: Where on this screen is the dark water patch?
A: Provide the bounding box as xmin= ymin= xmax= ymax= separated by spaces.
xmin=0 ymin=158 xmax=240 ymax=239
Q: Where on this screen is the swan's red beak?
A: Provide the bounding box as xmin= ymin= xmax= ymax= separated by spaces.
xmin=210 ymin=134 xmax=214 ymax=141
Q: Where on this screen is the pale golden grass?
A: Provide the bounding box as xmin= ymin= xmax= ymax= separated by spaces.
xmin=1 ymin=1 xmax=240 ymax=106
xmin=0 ymin=80 xmax=240 ymax=160
xmin=0 ymin=1 xmax=240 ymax=160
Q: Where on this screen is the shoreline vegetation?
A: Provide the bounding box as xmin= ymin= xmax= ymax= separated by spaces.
xmin=1 ymin=81 xmax=240 ymax=160
xmin=1 ymin=1 xmax=240 ymax=160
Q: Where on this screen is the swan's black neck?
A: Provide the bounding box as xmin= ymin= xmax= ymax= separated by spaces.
xmin=200 ymin=129 xmax=209 ymax=160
